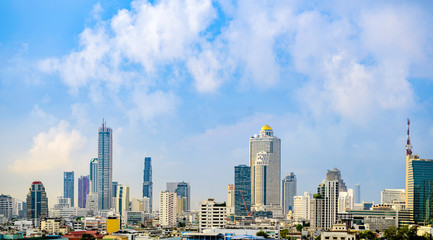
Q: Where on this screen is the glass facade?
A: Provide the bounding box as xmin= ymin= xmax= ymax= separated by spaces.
xmin=64 ymin=171 xmax=74 ymax=207
xmin=234 ymin=165 xmax=251 ymax=216
xmin=97 ymin=122 xmax=113 ymax=210
xmin=143 ymin=157 xmax=153 ymax=212
xmin=26 ymin=181 xmax=48 ymax=221
xmin=78 ymin=176 xmax=89 ymax=208
xmin=167 ymin=181 xmax=190 ymax=211
xmin=89 ymin=158 xmax=98 ymax=194
xmin=282 ymin=172 xmax=297 ymax=215
xmin=408 ymin=158 xmax=433 ymax=224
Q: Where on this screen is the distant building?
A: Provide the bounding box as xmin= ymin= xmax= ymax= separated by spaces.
xmin=282 ymin=172 xmax=297 ymax=215
xmin=53 ymin=196 xmax=71 ymax=210
xmin=143 ymin=157 xmax=153 ymax=213
xmin=86 ymin=194 xmax=98 ymax=211
xmin=227 ymin=184 xmax=235 ymax=215
xmin=131 ymin=197 xmax=150 ymax=213
xmin=115 ymin=184 xmax=130 ymax=216
xmin=311 ymin=170 xmax=339 ymax=230
xmin=381 ymin=189 xmax=405 ymax=204
xmin=294 ymin=192 xmax=311 ymax=221
xmin=0 ymin=195 xmax=13 ymax=219
xmin=98 ymin=121 xmax=113 ymax=210
xmin=338 ymin=189 xmax=354 ymax=212
xmin=78 ymin=176 xmax=89 ymax=208
xmin=234 ymin=165 xmax=251 ymax=216
xmin=26 ymin=181 xmax=48 ymax=222
xmin=64 ymin=171 xmax=74 ymax=207
xmin=320 ymin=220 xmax=356 ymax=240
xmin=89 ymin=158 xmax=98 ymax=194
xmin=159 ymin=191 xmax=177 ymax=227
xmin=325 ymin=168 xmax=347 ymax=192
xmin=355 ymin=184 xmax=361 ymax=203
xmin=199 ymin=199 xmax=226 ymax=232
xmin=167 ymin=181 xmax=190 ymax=211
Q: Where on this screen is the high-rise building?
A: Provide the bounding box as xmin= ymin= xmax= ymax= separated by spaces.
xmin=63 ymin=171 xmax=74 ymax=207
xmin=325 ymin=168 xmax=347 ymax=192
xmin=294 ymin=192 xmax=311 ymax=221
xmin=227 ymin=184 xmax=235 ymax=215
xmin=143 ymin=157 xmax=153 ymax=213
xmin=97 ymin=121 xmax=113 ymax=210
xmin=78 ymin=176 xmax=89 ymax=208
xmin=234 ymin=165 xmax=251 ymax=216
xmin=282 ymin=172 xmax=297 ymax=215
xmin=0 ymin=195 xmax=13 ymax=219
xmin=159 ymin=191 xmax=177 ymax=227
xmin=381 ymin=189 xmax=405 ymax=204
xmin=338 ymin=189 xmax=354 ymax=212
xmin=89 ymin=158 xmax=98 ymax=194
xmin=310 ymin=171 xmax=339 ymax=230
xmin=166 ymin=181 xmax=190 ymax=211
xmin=115 ymin=184 xmax=130 ymax=216
xmin=26 ymin=181 xmax=48 ymax=222
xmin=250 ymin=125 xmax=281 ymax=208
xmin=354 ymin=184 xmax=361 ymax=203
xmin=199 ymin=198 xmax=226 ymax=232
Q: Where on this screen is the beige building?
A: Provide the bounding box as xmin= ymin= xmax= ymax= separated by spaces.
xmin=381 ymin=189 xmax=405 ymax=204
xmin=159 ymin=191 xmax=177 ymax=227
xmin=41 ymin=219 xmax=60 ymax=234
xmin=321 ymin=220 xmax=356 ymax=240
xmin=199 ymin=199 xmax=226 ymax=232
xmin=294 ymin=192 xmax=311 ymax=221
xmin=115 ymin=185 xmax=130 ymax=216
xmin=227 ymin=185 xmax=235 ymax=215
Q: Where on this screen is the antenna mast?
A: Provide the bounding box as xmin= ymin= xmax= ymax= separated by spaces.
xmin=406 ymin=118 xmax=413 ymax=156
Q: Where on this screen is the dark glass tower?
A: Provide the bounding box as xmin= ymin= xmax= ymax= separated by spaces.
xmin=26 ymin=181 xmax=48 ymax=222
xmin=234 ymin=165 xmax=251 ymax=216
xmin=143 ymin=157 xmax=153 ymax=212
xmin=78 ymin=176 xmax=89 ymax=208
xmin=282 ymin=172 xmax=297 ymax=215
xmin=98 ymin=121 xmax=113 ymax=210
xmin=64 ymin=171 xmax=74 ymax=207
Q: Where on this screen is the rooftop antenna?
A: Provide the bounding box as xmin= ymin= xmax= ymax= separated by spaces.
xmin=406 ymin=118 xmax=413 ymax=156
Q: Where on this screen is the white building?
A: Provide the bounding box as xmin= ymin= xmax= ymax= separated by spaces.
xmin=294 ymin=192 xmax=311 ymax=221
xmin=227 ymin=185 xmax=235 ymax=215
xmin=321 ymin=220 xmax=356 ymax=240
xmin=311 ymin=170 xmax=339 ymax=230
xmin=381 ymin=189 xmax=405 ymax=204
xmin=41 ymin=219 xmax=60 ymax=234
xmin=86 ymin=193 xmax=98 ymax=211
xmin=338 ymin=189 xmax=354 ymax=212
xmin=250 ymin=125 xmax=281 ymax=208
xmin=199 ymin=199 xmax=226 ymax=232
xmin=115 ymin=184 xmax=130 ymax=216
xmin=159 ymin=191 xmax=177 ymax=227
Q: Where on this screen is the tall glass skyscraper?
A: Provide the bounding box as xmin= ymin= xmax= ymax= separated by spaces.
xmin=282 ymin=172 xmax=297 ymax=215
xmin=143 ymin=157 xmax=153 ymax=213
xmin=234 ymin=165 xmax=251 ymax=216
xmin=78 ymin=176 xmax=89 ymax=208
xmin=98 ymin=121 xmax=113 ymax=210
xmin=355 ymin=184 xmax=361 ymax=203
xmin=89 ymin=158 xmax=98 ymax=194
xmin=64 ymin=171 xmax=74 ymax=207
xmin=166 ymin=181 xmax=190 ymax=211
xmin=26 ymin=181 xmax=48 ymax=222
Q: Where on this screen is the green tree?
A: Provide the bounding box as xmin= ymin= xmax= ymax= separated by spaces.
xmin=314 ymin=234 xmax=321 ymax=240
xmin=81 ymin=233 xmax=96 ymax=240
xmin=256 ymin=231 xmax=269 ymax=238
xmin=280 ymin=228 xmax=289 ymax=239
xmin=359 ymin=230 xmax=377 ymax=240
xmin=296 ymin=224 xmax=303 ymax=232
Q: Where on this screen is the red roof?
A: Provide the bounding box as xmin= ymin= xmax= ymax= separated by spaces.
xmin=32 ymin=181 xmax=42 ymax=185
xmin=63 ymin=230 xmax=104 ymax=240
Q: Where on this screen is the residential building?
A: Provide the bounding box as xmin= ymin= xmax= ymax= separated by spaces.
xmin=199 ymin=199 xmax=226 ymax=232
xmin=234 ymin=165 xmax=251 ymax=216
xmin=115 ymin=184 xmax=130 ymax=216
xmin=143 ymin=157 xmax=153 ymax=213
xmin=311 ymin=171 xmax=339 ymax=230
xmin=227 ymin=184 xmax=235 ymax=215
xmin=89 ymin=158 xmax=98 ymax=194
xmin=325 ymin=168 xmax=347 ymax=192
xmin=41 ymin=219 xmax=61 ymax=234
xmin=282 ymin=172 xmax=297 ymax=215
xmin=338 ymin=189 xmax=354 ymax=212
xmin=294 ymin=192 xmax=311 ymax=221
xmin=98 ymin=121 xmax=113 ymax=210
xmin=250 ymin=125 xmax=281 ymax=208
xmin=381 ymin=189 xmax=405 ymax=204
xmin=78 ymin=176 xmax=89 ymax=208
xmin=0 ymin=195 xmax=13 ymax=219
xmin=64 ymin=171 xmax=74 ymax=207
xmin=167 ymin=181 xmax=191 ymax=211
xmin=159 ymin=191 xmax=177 ymax=227
xmin=26 ymin=181 xmax=48 ymax=222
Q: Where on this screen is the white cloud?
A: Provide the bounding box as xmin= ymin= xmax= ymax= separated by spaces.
xmin=9 ymin=121 xmax=87 ymax=173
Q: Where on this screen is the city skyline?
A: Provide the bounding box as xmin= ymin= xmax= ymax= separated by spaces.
xmin=1 ymin=0 xmax=433 ymax=211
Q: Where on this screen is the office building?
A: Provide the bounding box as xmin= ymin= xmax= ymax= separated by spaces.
xmin=381 ymin=189 xmax=405 ymax=204
xmin=294 ymin=192 xmax=311 ymax=221
xmin=97 ymin=121 xmax=113 ymax=210
xmin=355 ymin=184 xmax=361 ymax=203
xmin=282 ymin=172 xmax=297 ymax=215
xmin=311 ymin=171 xmax=339 ymax=230
xmin=325 ymin=168 xmax=347 ymax=192
xmin=78 ymin=176 xmax=89 ymax=208
xmin=234 ymin=165 xmax=251 ymax=216
xmin=64 ymin=171 xmax=74 ymax=207
xmin=227 ymin=184 xmax=235 ymax=215
xmin=0 ymin=195 xmax=13 ymax=219
xmin=199 ymin=198 xmax=226 ymax=232
xmin=115 ymin=184 xmax=130 ymax=216
xmin=250 ymin=125 xmax=281 ymax=207
xmin=143 ymin=157 xmax=153 ymax=213
xmin=89 ymin=158 xmax=98 ymax=194
xmin=167 ymin=181 xmax=191 ymax=211
xmin=338 ymin=189 xmax=354 ymax=212
xmin=159 ymin=191 xmax=177 ymax=227
xmin=26 ymin=181 xmax=48 ymax=222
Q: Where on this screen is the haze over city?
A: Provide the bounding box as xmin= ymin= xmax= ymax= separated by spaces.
xmin=1 ymin=0 xmax=433 ymax=212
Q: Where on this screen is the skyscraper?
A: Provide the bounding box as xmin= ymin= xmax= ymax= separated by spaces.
xmin=26 ymin=181 xmax=48 ymax=222
xmin=78 ymin=176 xmax=89 ymax=208
xmin=143 ymin=157 xmax=153 ymax=213
xmin=89 ymin=158 xmax=98 ymax=194
xmin=282 ymin=172 xmax=297 ymax=215
xmin=0 ymin=195 xmax=13 ymax=220
xmin=64 ymin=171 xmax=74 ymax=207
xmin=98 ymin=121 xmax=113 ymax=210
xmin=325 ymin=168 xmax=347 ymax=192
xmin=166 ymin=181 xmax=190 ymax=211
xmin=311 ymin=172 xmax=339 ymax=230
xmin=227 ymin=184 xmax=235 ymax=215
xmin=250 ymin=125 xmax=281 ymax=208
xmin=234 ymin=165 xmax=251 ymax=216
xmin=354 ymin=184 xmax=361 ymax=203
xmin=159 ymin=191 xmax=177 ymax=227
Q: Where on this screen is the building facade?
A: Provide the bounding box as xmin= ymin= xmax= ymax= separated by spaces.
xmin=355 ymin=184 xmax=361 ymax=203
xmin=97 ymin=121 xmax=113 ymax=210
xmin=167 ymin=181 xmax=190 ymax=211
xmin=294 ymin=192 xmax=311 ymax=221
xmin=78 ymin=176 xmax=89 ymax=208
xmin=143 ymin=157 xmax=153 ymax=213
xmin=338 ymin=189 xmax=354 ymax=213
xmin=26 ymin=181 xmax=48 ymax=222
xmin=250 ymin=125 xmax=281 ymax=208
xmin=0 ymin=195 xmax=13 ymax=219
xmin=311 ymin=173 xmax=339 ymax=230
xmin=234 ymin=165 xmax=251 ymax=216
xmin=89 ymin=158 xmax=98 ymax=194
xmin=282 ymin=172 xmax=297 ymax=215
xmin=381 ymin=189 xmax=405 ymax=204
xmin=199 ymin=199 xmax=226 ymax=232
xmin=159 ymin=191 xmax=177 ymax=227
xmin=227 ymin=184 xmax=235 ymax=215
xmin=64 ymin=171 xmax=74 ymax=207
xmin=115 ymin=184 xmax=130 ymax=216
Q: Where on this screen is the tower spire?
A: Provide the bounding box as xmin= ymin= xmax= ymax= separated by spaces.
xmin=406 ymin=118 xmax=413 ymax=156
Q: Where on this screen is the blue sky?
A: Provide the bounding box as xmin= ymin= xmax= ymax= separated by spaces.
xmin=1 ymin=0 xmax=433 ymax=209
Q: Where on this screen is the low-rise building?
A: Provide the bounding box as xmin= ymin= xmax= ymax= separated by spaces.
xmin=199 ymin=199 xmax=226 ymax=232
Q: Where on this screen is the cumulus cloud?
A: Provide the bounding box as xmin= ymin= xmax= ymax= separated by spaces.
xmin=9 ymin=121 xmax=87 ymax=173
